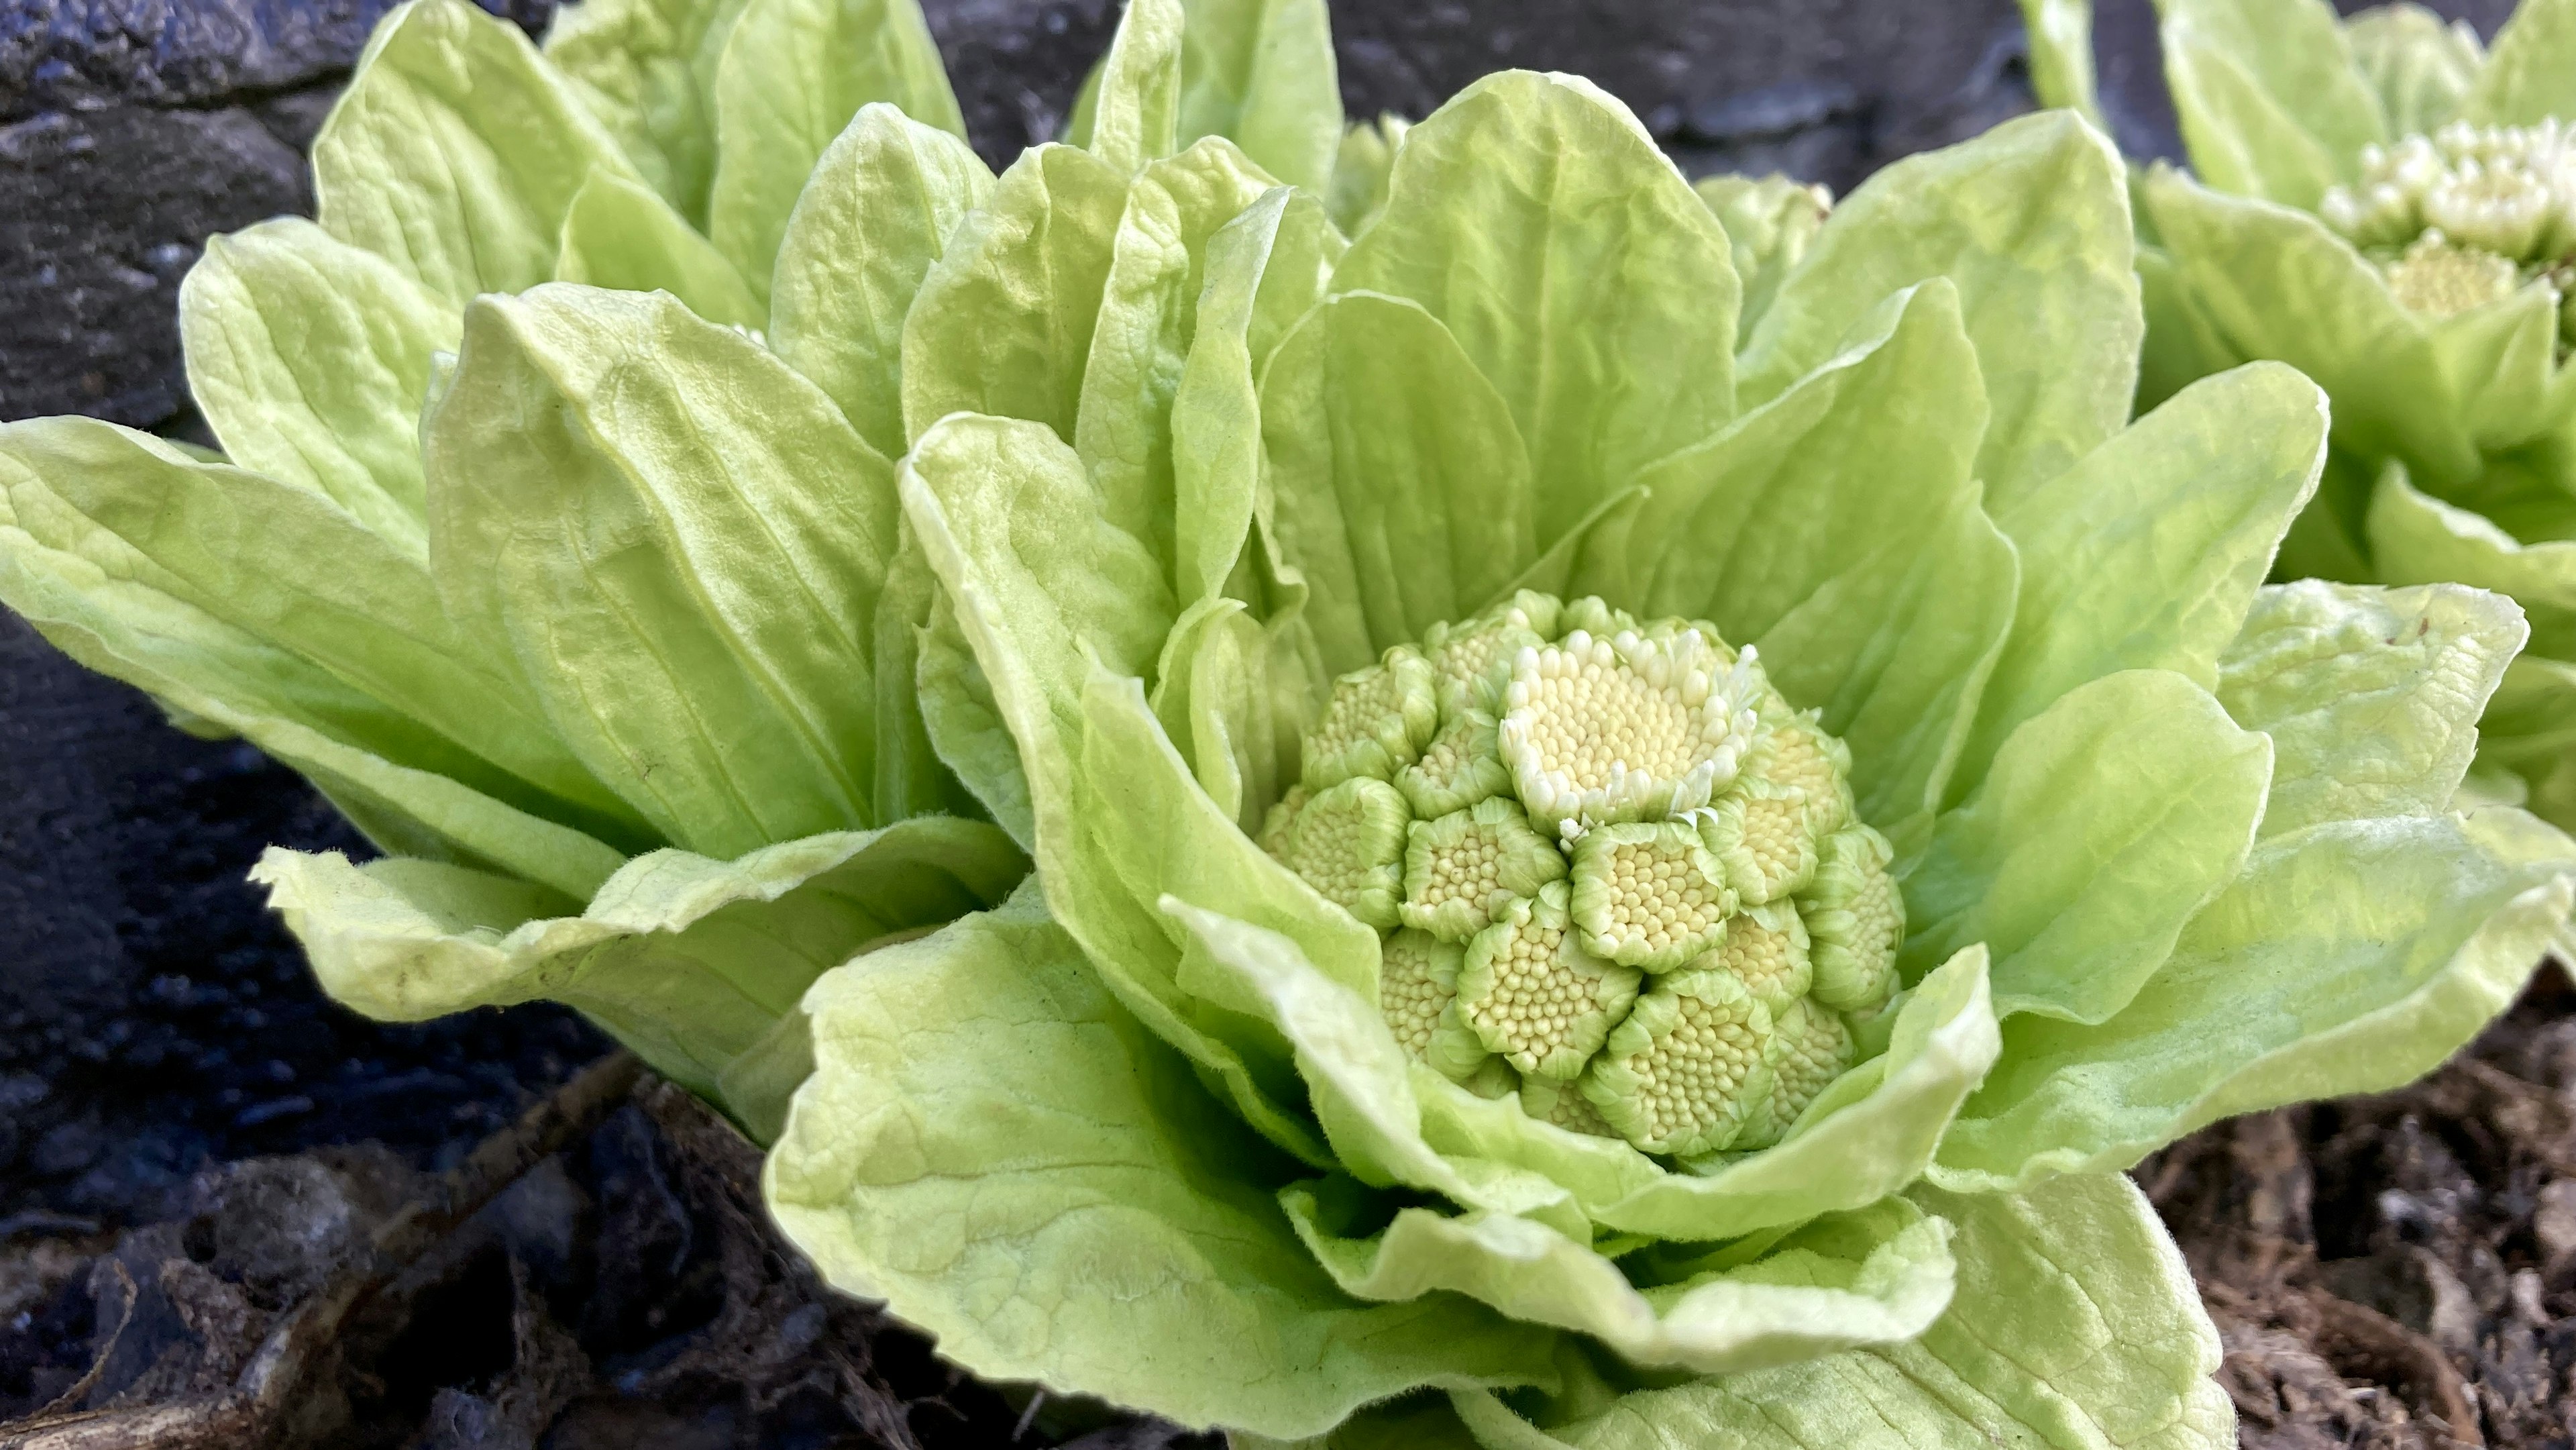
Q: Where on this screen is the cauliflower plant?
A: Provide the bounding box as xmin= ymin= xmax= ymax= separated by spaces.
xmin=0 ymin=0 xmax=1339 ymax=1127
xmin=761 ymin=30 xmax=2576 ymax=1448
xmin=2026 ymin=0 xmax=2576 ymax=827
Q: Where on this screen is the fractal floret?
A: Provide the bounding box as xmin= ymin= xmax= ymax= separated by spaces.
xmin=756 ymin=17 xmax=2576 ymax=1446
xmin=1261 ymin=594 xmax=1900 ymax=1157
xmin=2024 ymin=0 xmax=2576 ymax=827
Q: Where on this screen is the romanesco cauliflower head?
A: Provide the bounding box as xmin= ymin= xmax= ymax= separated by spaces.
xmin=755 ymin=8 xmax=2576 ymax=1445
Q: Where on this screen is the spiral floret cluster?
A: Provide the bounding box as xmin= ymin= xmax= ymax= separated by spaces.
xmin=2319 ymin=120 xmax=2576 ymax=325
xmin=1260 ymin=593 xmax=1904 ymax=1159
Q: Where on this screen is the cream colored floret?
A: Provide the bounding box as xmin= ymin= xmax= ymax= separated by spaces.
xmin=1499 ymin=627 xmax=1761 ymax=829
xmin=1458 ymin=882 xmax=1640 ymax=1080
xmin=1568 ymin=823 xmax=1736 ymax=970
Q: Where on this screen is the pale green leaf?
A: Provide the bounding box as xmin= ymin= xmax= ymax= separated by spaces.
xmin=555 ymin=166 xmax=765 ymax=328
xmin=1082 ymin=0 xmax=1185 ymax=174
xmin=1332 ymin=70 xmax=1739 ymax=539
xmin=1258 ymin=291 xmax=1538 ymax=677
xmin=1741 ymin=110 xmax=2138 ymax=513
xmin=313 ymin=0 xmax=647 ymax=305
xmin=2160 ymin=0 xmax=2384 ymax=203
xmin=1933 ymin=813 xmax=2571 ymax=1190
xmin=423 ymin=285 xmax=900 ymax=857
xmin=2016 ymin=0 xmax=2104 ymax=127
xmin=764 ymin=884 xmax=1560 ymax=1439
xmin=2367 ymin=464 xmax=2576 ymax=660
xmin=1171 ymin=0 xmax=1341 ymax=192
xmin=543 ymin=0 xmax=752 ymax=221
xmin=769 ymin=103 xmax=995 ymax=462
xmin=704 ymin=0 xmax=964 ymax=295
xmin=2467 ymin=0 xmax=2576 ymax=125
xmin=2347 ymin=3 xmax=2485 ymax=135
xmin=2220 ymin=580 xmax=2526 ymax=836
xmin=253 ymin=816 xmax=1022 ymax=1100
xmin=900 ymin=144 xmax=1129 ymax=445
xmin=1693 ymin=172 xmax=1831 ymax=335
xmin=1907 ymin=670 xmax=2272 ymax=1025
xmin=178 ymin=217 xmax=455 ymax=550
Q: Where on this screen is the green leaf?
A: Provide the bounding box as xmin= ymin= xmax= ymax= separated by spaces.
xmin=0 ymin=431 xmax=627 ymax=898
xmin=1906 ymin=670 xmax=2272 ymax=1025
xmin=769 ymin=103 xmax=995 ymax=462
xmin=2368 ymin=464 xmax=2576 ymax=661
xmin=178 ymin=218 xmax=455 ymax=550
xmin=1172 ymin=0 xmax=1341 ymax=193
xmin=2134 ymin=241 xmax=2243 ymax=417
xmin=1741 ymin=111 xmax=2138 ymax=513
xmin=704 ymin=0 xmax=964 ymax=295
xmin=2467 ymin=0 xmax=2576 ymax=125
xmin=1333 ymin=70 xmax=1740 ymax=540
xmin=555 ymin=166 xmax=765 ymax=328
xmin=0 ymin=414 xmax=642 ymax=844
xmin=1150 ymin=595 xmax=1285 ymax=831
xmin=2140 ymin=167 xmax=2480 ymax=485
xmin=1564 ymin=281 xmax=2007 ymax=837
xmin=1171 ymin=185 xmax=1342 ymax=605
xmin=898 ymin=414 xmax=1337 ymax=1159
xmin=2159 ymin=0 xmax=2384 ymax=205
xmin=764 ymin=884 xmax=1561 ymax=1439
xmin=1961 ymin=362 xmax=2324 ymax=787
xmin=2481 ymin=653 xmax=2576 ymax=829
xmin=2346 ymin=3 xmax=2485 ymax=136
xmin=1693 ymin=172 xmax=1831 ymax=335
xmin=542 ymin=0 xmax=751 ymax=221
xmin=1077 ymin=138 xmax=1280 ymax=573
xmin=1452 ymin=1174 xmax=2227 ymax=1450
xmin=313 ymin=0 xmax=647 ymax=305
xmin=1933 ymin=812 xmax=2571 ymax=1190
xmin=1081 ymin=0 xmax=1185 ymax=174
xmin=253 ymin=816 xmax=1022 ymax=1101
xmin=1286 ymin=1184 xmax=1954 ymax=1378
xmin=423 ymin=285 xmax=900 ymax=858
xmin=2015 ymin=0 xmax=2104 ymax=127
xmin=2221 ymin=580 xmax=2526 ymax=836
xmin=900 ymin=144 xmax=1130 ymax=446
xmin=1258 ymin=291 xmax=1538 ymax=677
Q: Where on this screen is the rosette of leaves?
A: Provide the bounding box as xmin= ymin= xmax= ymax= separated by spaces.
xmin=761 ymin=53 xmax=2576 ymax=1449
xmin=2025 ymin=0 xmax=2576 ymax=827
xmin=0 ymin=0 xmax=1340 ymax=1127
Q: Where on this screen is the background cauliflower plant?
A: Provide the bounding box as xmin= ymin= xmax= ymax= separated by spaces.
xmin=0 ymin=0 xmax=1338 ymax=1129
xmin=2027 ymin=0 xmax=2576 ymax=829
xmin=760 ymin=38 xmax=2576 ymax=1450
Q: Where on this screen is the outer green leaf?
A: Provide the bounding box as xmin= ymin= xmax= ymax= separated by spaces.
xmin=1259 ymin=291 xmax=1538 ymax=676
xmin=2368 ymin=465 xmax=2576 ymax=660
xmin=1326 ymin=115 xmax=1407 ymax=238
xmin=1566 ymin=282 xmax=2004 ymax=837
xmin=2141 ymin=168 xmax=2479 ymax=484
xmin=1081 ymin=0 xmax=1185 ymax=174
xmin=2483 ymin=654 xmax=2576 ymax=827
xmin=2347 ymin=3 xmax=2484 ymax=136
xmin=1332 ymin=70 xmax=1739 ymax=540
xmin=1962 ymin=362 xmax=2324 ymax=785
xmin=2220 ymin=580 xmax=2525 ymax=836
xmin=1933 ymin=813 xmax=2571 ymax=1190
xmin=313 ymin=0 xmax=647 ymax=305
xmin=764 ymin=884 xmax=1560 ymax=1439
xmin=2016 ymin=0 xmax=2104 ymax=127
xmin=1077 ymin=138 xmax=1279 ymax=570
xmin=178 ymin=217 xmax=456 ymax=550
xmin=556 ymin=167 xmax=765 ymax=328
xmin=542 ymin=0 xmax=751 ymax=221
xmin=2161 ymin=0 xmax=2383 ymax=203
xmin=2135 ymin=242 xmax=2241 ymax=417
xmin=1454 ymin=1174 xmax=2227 ymax=1450
xmin=1150 ymin=596 xmax=1283 ymax=831
xmin=704 ymin=0 xmax=964 ymax=295
xmin=423 ymin=285 xmax=899 ymax=858
xmin=2467 ymin=0 xmax=2576 ymax=125
xmin=1906 ymin=670 xmax=2271 ymax=1026
xmin=1286 ymin=1186 xmax=1953 ymax=1378
xmin=1172 ymin=0 xmax=1341 ymax=193
xmin=900 ymin=144 xmax=1129 ymax=446
xmin=1741 ymin=110 xmax=2137 ymax=512
xmin=898 ymin=414 xmax=1338 ymax=1159
xmin=252 ymin=816 xmax=1022 ymax=1100
xmin=1171 ymin=185 xmax=1342 ymax=605
xmin=769 ymin=103 xmax=995 ymax=462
